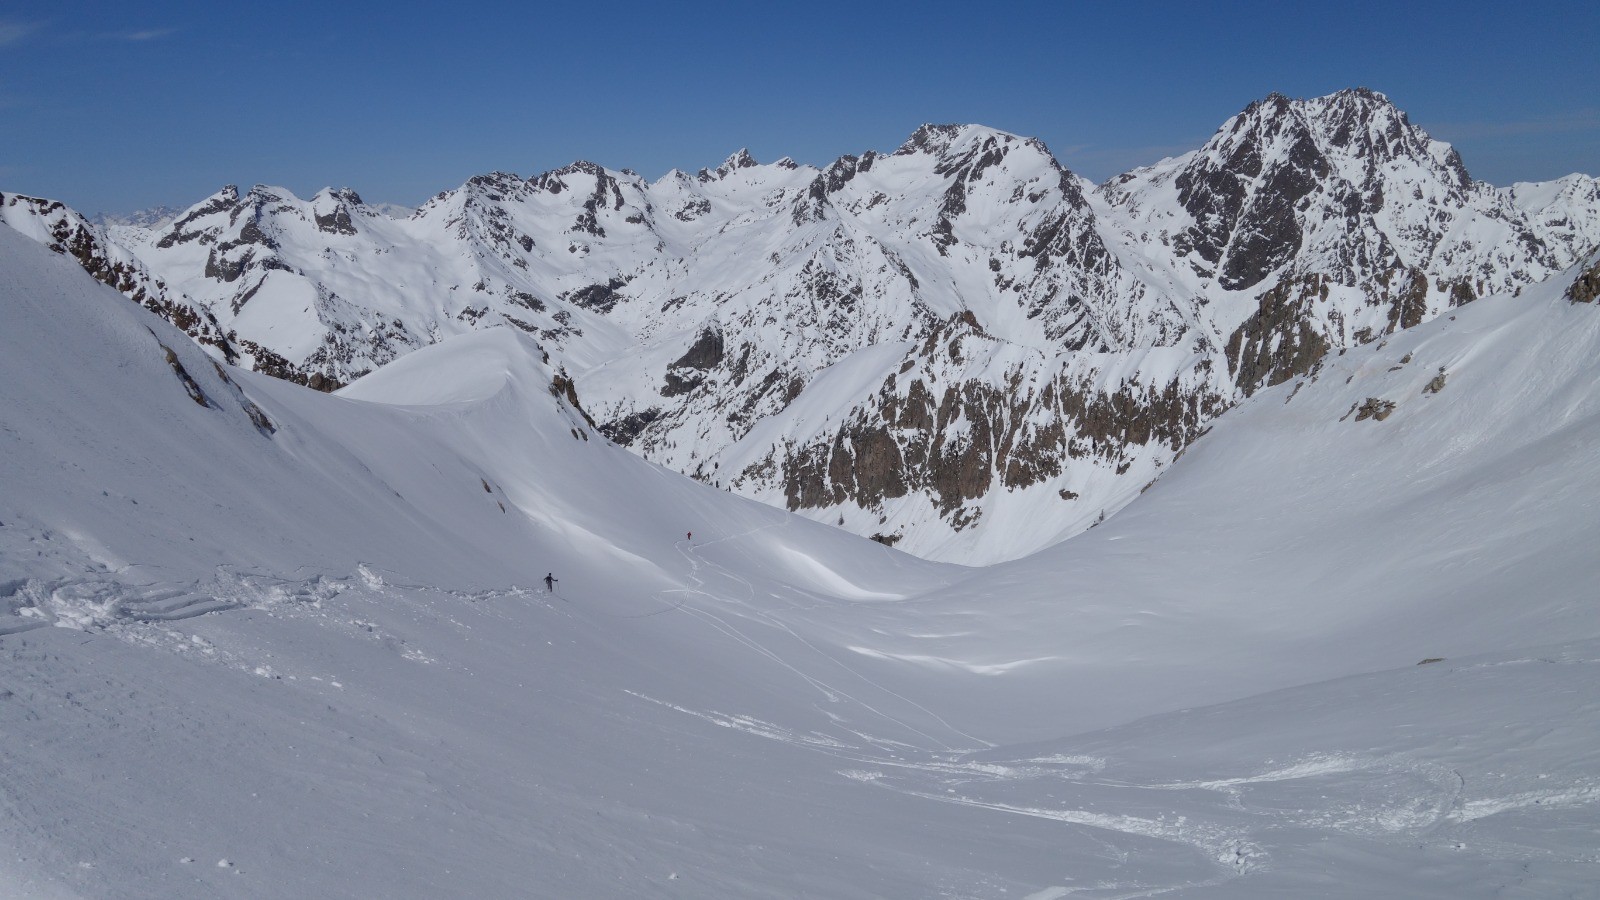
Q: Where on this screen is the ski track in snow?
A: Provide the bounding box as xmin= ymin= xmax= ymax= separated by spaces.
xmin=646 ymin=677 xmax=1599 ymax=898
xmin=7 ymin=530 xmax=1600 ymax=897
xmin=609 ymin=525 xmax=1271 ymax=891
xmin=1453 ymin=781 xmax=1600 ymax=823
xmin=645 ymin=522 xmax=991 ymax=752
xmin=602 ymin=520 xmax=1600 ymax=895
xmin=0 ymin=562 xmax=560 ymax=681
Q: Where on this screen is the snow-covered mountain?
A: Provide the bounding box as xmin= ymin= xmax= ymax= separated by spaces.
xmin=5 ymin=88 xmax=1598 ymax=562
xmin=4 ymin=198 xmax=1600 ymax=898
xmin=92 ymin=205 xmax=184 ymax=230
xmin=1095 ymin=88 xmax=1599 ymax=395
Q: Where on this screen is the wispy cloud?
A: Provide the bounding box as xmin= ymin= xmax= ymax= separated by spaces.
xmin=108 ymin=27 xmax=176 ymax=42
xmin=0 ymin=20 xmax=175 ymax=47
xmin=22 ymin=24 xmax=180 ymax=45
xmin=0 ymin=19 xmax=44 ymax=46
xmin=1427 ymin=110 xmax=1600 ymax=141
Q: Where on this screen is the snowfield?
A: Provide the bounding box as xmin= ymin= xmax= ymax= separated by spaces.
xmin=2 ymin=222 xmax=1598 ymax=896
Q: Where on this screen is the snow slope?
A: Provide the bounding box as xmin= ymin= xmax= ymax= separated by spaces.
xmin=3 ymin=199 xmax=1600 ymax=896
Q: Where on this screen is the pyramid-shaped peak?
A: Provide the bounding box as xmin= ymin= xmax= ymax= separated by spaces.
xmin=721 ymin=149 xmax=758 ymax=171
xmin=152 ymin=185 xmax=244 ymax=248
xmin=698 ymin=149 xmax=762 ymax=183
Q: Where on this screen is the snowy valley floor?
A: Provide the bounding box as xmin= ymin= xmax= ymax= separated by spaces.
xmin=3 ymin=552 xmax=1597 ymax=898
xmin=2 ymin=227 xmax=1599 ymax=897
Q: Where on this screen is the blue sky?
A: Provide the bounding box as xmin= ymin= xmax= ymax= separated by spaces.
xmin=1 ymin=0 xmax=1596 ymax=214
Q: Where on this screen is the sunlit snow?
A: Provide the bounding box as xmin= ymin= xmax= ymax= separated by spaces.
xmin=2 ymin=195 xmax=1599 ymax=897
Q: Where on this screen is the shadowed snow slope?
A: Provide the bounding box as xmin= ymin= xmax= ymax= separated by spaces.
xmin=1 ymin=223 xmax=1597 ymax=897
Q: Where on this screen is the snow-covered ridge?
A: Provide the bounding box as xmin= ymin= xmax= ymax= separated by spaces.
xmin=0 ymin=192 xmax=236 ymax=362
xmin=4 ymin=88 xmax=1598 ymax=562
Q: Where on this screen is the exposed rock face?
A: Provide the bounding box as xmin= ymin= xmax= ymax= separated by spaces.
xmin=1097 ymin=86 xmax=1597 ymax=415
xmin=1567 ymin=257 xmax=1600 ymax=304
xmin=1172 ymin=92 xmax=1332 ymax=291
xmin=548 ymin=370 xmax=596 ymax=430
xmin=564 ymin=280 xmax=627 ymax=313
xmin=781 ymin=347 xmax=1222 ymax=522
xmin=661 ymin=326 xmax=726 ymax=397
xmin=160 ymin=342 xmax=211 ymax=407
xmin=1227 ymin=276 xmax=1334 ymax=395
xmin=155 ymin=185 xmax=240 ymax=249
xmin=312 ymin=188 xmax=362 ymax=236
xmin=7 ymin=89 xmax=1599 ymax=561
xmin=672 ymin=327 xmax=724 ymax=371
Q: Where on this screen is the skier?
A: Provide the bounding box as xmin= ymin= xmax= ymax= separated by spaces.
xmin=544 ymin=572 xmax=557 ymax=593
xmin=686 ymin=531 xmax=692 ymax=542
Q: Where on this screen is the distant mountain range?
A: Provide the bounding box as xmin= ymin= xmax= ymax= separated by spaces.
xmin=5 ymin=88 xmax=1598 ymax=562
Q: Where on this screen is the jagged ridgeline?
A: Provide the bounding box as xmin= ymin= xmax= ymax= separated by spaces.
xmin=6 ymin=88 xmax=1598 ymax=562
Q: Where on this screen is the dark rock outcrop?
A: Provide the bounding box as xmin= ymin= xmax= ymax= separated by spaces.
xmin=1568 ymin=258 xmax=1600 ymax=304
xmin=1226 ymin=276 xmax=1332 ymax=396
